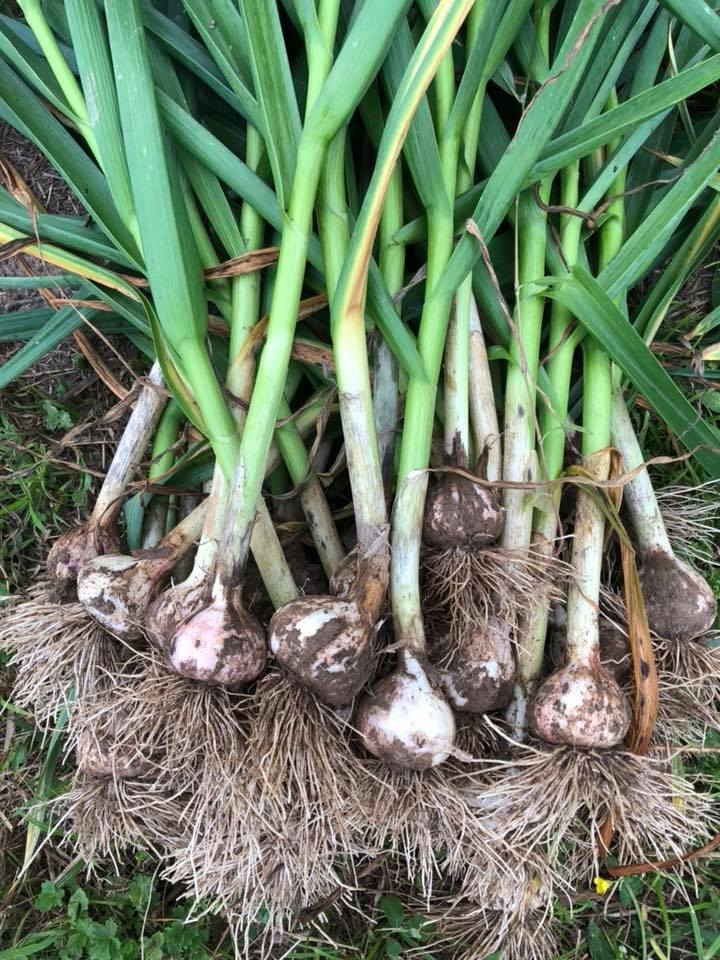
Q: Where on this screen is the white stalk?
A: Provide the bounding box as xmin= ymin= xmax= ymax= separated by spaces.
xmin=90 ymin=362 xmax=166 ymax=526
xmin=468 ymin=295 xmax=501 ymax=481
xmin=443 ymin=294 xmax=470 ymax=462
xmin=564 ymin=450 xmax=610 ymax=667
xmin=391 ymin=470 xmax=430 ymax=657
xmin=610 ymin=388 xmax=673 ymax=558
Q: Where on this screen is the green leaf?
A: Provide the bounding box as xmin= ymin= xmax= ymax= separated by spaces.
xmin=178 ymin=0 xmax=259 ymax=125
xmin=35 ymin=880 xmax=65 ymax=912
xmin=544 ymin=265 xmax=720 ymax=476
xmin=237 ymin=0 xmax=301 ymax=208
xmin=127 ymin=873 xmax=155 ymax=913
xmin=64 ymin=0 xmax=138 ymax=241
xmin=66 ymin=887 xmax=89 ymax=922
xmin=140 ymin=0 xmax=255 ymax=122
xmin=105 ymin=0 xmax=206 ymax=343
xmin=599 ymin=127 xmax=720 ymax=298
xmin=439 ymin=0 xmax=614 ymax=298
xmin=41 ymin=399 xmax=73 ymax=431
xmin=586 ymin=921 xmax=616 ymax=960
xmin=656 ymin=0 xmax=720 ymax=53
xmin=0 ymin=300 xmax=96 ymax=390
xmin=385 ymin=937 xmax=403 ymax=957
xmin=0 ymin=54 xmax=142 ymax=265
xmin=158 ymin=88 xmax=426 ymax=380
xmin=380 ymin=894 xmax=404 ymax=928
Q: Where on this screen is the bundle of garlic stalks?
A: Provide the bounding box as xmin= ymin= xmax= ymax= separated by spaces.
xmin=1 ymin=0 xmax=720 ymax=955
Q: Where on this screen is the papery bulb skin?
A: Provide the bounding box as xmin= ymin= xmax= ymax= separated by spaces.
xmin=47 ymin=522 xmax=120 ymax=601
xmin=146 ymin=580 xmax=208 ymax=653
xmin=269 ymin=595 xmax=374 ymax=706
xmin=529 ymin=661 xmax=631 ymax=749
xmin=77 ymin=554 xmax=167 ymax=642
xmin=422 ymin=473 xmax=502 ymax=549
xmin=441 ymin=617 xmax=515 ymax=713
xmin=168 ymin=594 xmax=267 ymax=690
xmin=355 ymin=656 xmax=457 ymax=769
xmin=329 ymin=547 xmax=358 ymax=599
xmin=639 ymin=550 xmax=716 ymax=641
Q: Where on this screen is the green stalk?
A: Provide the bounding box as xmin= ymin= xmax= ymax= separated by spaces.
xmin=508 ymin=162 xmax=583 ymax=733
xmin=499 ymin=182 xmax=552 ymax=553
xmin=566 ymin=114 xmax=626 ymax=673
xmin=444 ymin=0 xmax=488 ymax=466
xmin=141 ymin=400 xmax=185 ymax=548
xmin=374 ymin=161 xmax=405 ymax=495
xmin=17 ymin=0 xmax=98 ymax=157
xmin=274 ymin=397 xmax=345 ymax=577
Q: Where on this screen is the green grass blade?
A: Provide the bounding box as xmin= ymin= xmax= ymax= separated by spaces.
xmin=657 ymin=0 xmax=720 ymax=53
xmin=237 ymin=0 xmax=301 ymax=207
xmin=20 ymin=703 xmax=68 ymax=876
xmin=0 ymin=56 xmax=142 ymax=265
xmin=545 ymin=264 xmax=720 ymax=475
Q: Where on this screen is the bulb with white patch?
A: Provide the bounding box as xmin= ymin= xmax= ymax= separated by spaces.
xmin=268 ymin=550 xmax=388 ymax=706
xmin=168 ymin=578 xmax=266 ymax=689
xmin=76 ymin=503 xmax=208 ymax=641
xmin=441 ymin=617 xmax=515 ymax=714
xmin=355 ymin=651 xmax=458 ymax=770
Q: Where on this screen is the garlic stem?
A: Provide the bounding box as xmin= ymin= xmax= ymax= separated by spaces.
xmin=468 ymin=295 xmax=501 ymax=480
xmin=90 ymin=362 xmax=166 ymax=528
xmin=610 ymin=389 xmax=673 ymax=558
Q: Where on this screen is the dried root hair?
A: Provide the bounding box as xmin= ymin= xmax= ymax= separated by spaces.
xmin=600 ymin=588 xmax=720 ymax=745
xmin=656 ymin=479 xmax=720 ymax=570
xmin=654 ymin=635 xmax=720 ymax=743
xmin=166 ymin=670 xmax=368 ymax=944
xmin=421 ymin=546 xmax=565 ymax=655
xmin=0 ymin=584 xmax=122 ymax=739
xmin=82 ymin=650 xmax=248 ymax=823
xmin=476 ymin=744 xmax=715 ymax=883
xmin=432 ymin=902 xmax=559 ymax=960
xmin=55 ymin=768 xmax=188 ymax=867
xmin=403 ymin=847 xmax=558 ymax=960
xmin=351 ymin=754 xmax=504 ymax=899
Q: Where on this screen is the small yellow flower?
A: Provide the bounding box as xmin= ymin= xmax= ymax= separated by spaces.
xmin=593 ymin=876 xmax=612 ymax=896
